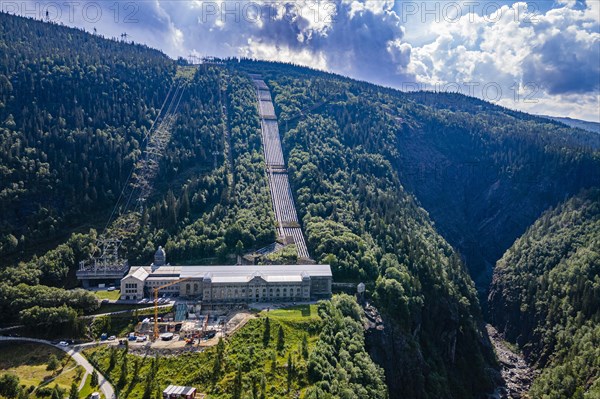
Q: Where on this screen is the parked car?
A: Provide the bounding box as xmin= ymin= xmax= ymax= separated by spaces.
xmin=108 ymin=335 xmax=116 ymax=341
xmin=107 ymin=286 xmax=115 ymax=291
xmin=136 ymin=335 xmax=147 ymax=342
xmin=58 ymin=341 xmax=69 ymax=347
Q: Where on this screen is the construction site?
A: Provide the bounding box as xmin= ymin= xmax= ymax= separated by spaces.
xmin=123 ymin=305 xmax=256 ymax=352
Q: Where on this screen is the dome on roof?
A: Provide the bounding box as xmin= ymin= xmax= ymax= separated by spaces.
xmin=154 ymin=246 xmax=166 ymax=266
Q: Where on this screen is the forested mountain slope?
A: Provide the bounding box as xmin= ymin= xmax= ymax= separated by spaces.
xmin=0 ymin=14 xmax=275 ymax=340
xmin=235 ymin=60 xmax=600 ymax=297
xmin=233 ymin=61 xmax=496 ymax=398
xmin=541 ymin=115 xmax=600 ymax=134
xmin=0 ymin=12 xmax=175 ymax=256
xmin=0 ymin=15 xmax=496 ymax=399
xmin=489 ymin=189 xmax=600 ymax=398
xmin=2 ymin=13 xmax=598 ymax=399
xmin=399 ymin=92 xmax=600 ymax=293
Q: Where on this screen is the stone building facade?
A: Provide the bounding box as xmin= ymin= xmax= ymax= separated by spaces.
xmin=120 ymin=248 xmax=332 ymax=302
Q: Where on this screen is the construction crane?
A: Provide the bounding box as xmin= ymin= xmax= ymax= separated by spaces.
xmin=152 ymin=276 xmax=198 ymax=341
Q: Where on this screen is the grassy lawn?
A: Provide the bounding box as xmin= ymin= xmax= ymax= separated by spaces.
xmin=84 ymin=304 xmax=323 ymax=399
xmin=94 ymin=290 xmax=121 ymax=301
xmin=266 ymin=304 xmax=319 ymax=320
xmin=0 ymin=343 xmax=84 ymax=397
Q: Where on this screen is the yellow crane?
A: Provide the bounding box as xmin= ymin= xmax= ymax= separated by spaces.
xmin=152 ymin=276 xmax=197 ymax=340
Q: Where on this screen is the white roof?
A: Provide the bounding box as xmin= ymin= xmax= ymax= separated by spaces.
xmin=124 ymin=264 xmax=331 ymax=283
xmin=178 ymin=264 xmax=332 ymax=279
xmin=127 ymin=267 xmax=149 ymax=281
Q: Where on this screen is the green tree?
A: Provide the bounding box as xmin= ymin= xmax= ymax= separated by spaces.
xmin=0 ymin=374 xmax=20 ymax=399
xmin=68 ymin=382 xmax=78 ymax=399
xmin=131 ymin=358 xmax=141 ymax=383
xmin=270 ymin=352 xmax=276 ymax=374
xmin=232 ymin=365 xmax=243 ymax=399
xmin=50 ymin=385 xmax=62 ymax=399
xmin=301 ymin=334 xmax=309 ymax=359
xmin=108 ymin=347 xmax=117 ymax=371
xmin=91 ymin=370 xmax=99 ymax=387
xmin=142 ymin=372 xmax=153 ymax=399
xmin=212 ymin=338 xmax=225 ymax=380
xmin=277 ymin=325 xmax=285 ymax=351
xmin=260 ymin=375 xmax=266 ymax=399
xmin=263 ymin=317 xmax=270 ymax=347
xmin=235 ymin=240 xmax=244 ymax=256
xmin=17 ymin=388 xmax=28 ymax=399
xmin=117 ymin=355 xmax=128 ymax=389
xmin=251 ymin=376 xmax=258 ymax=399
xmin=46 ymin=354 xmax=59 ymax=371
xmin=286 ymin=352 xmax=294 ymax=393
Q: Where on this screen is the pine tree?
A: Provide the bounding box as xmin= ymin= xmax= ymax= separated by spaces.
xmin=212 ymin=337 xmax=225 ymax=380
xmin=263 ymin=317 xmax=270 ymax=347
xmin=132 ymin=358 xmax=141 ymax=383
xmin=91 ymin=370 xmax=99 ymax=387
xmin=251 ymin=376 xmax=258 ymax=399
xmin=68 ymin=382 xmax=78 ymax=399
xmin=50 ymin=385 xmax=61 ymax=399
xmin=286 ymin=352 xmax=294 ymax=393
xmin=270 ymin=351 xmax=276 ymax=374
xmin=260 ymin=375 xmax=266 ymax=399
xmin=277 ymin=325 xmax=285 ymax=351
xmin=117 ymin=355 xmax=128 ymax=389
xmin=232 ymin=365 xmax=243 ymax=399
xmin=108 ymin=347 xmax=117 ymax=370
xmin=302 ymin=334 xmax=309 ymax=359
xmin=142 ymin=370 xmax=153 ymax=399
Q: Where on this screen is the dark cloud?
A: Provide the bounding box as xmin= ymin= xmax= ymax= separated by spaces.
xmin=523 ymin=30 xmax=600 ymax=95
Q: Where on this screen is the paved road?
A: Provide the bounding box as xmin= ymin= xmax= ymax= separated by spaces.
xmin=0 ymin=336 xmax=116 ymax=399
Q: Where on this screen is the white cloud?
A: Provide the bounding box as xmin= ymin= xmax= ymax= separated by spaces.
xmin=406 ymin=1 xmax=600 ymax=121
xmin=7 ymin=0 xmax=600 ymax=121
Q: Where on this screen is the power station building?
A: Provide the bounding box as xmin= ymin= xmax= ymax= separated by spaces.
xmin=120 ymin=247 xmax=332 ymax=302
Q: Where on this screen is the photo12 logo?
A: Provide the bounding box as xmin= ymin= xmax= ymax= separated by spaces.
xmin=197 ymin=1 xmax=338 ymax=25
xmin=398 ymin=1 xmax=541 ymax=24
xmin=401 ymin=81 xmax=541 ymax=104
xmin=0 ymin=1 xmax=140 ymax=24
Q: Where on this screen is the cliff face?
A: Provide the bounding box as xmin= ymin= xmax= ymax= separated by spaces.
xmin=394 ymin=97 xmax=600 ymax=296
xmin=488 ymin=189 xmax=600 ymax=397
xmin=363 ymin=303 xmax=496 ymax=399
xmin=364 ymin=312 xmax=427 ymax=399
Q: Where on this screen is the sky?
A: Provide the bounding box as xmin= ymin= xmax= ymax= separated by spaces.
xmin=6 ymin=0 xmax=600 ymax=121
